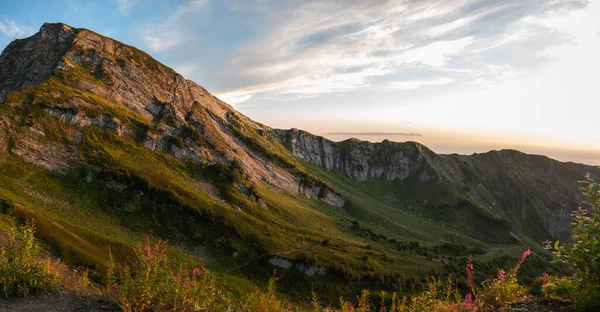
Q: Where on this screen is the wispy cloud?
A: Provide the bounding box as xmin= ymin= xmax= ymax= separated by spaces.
xmin=328 ymin=132 xmax=422 ymax=137
xmin=204 ymin=0 xmax=585 ymax=104
xmin=64 ymin=0 xmax=80 ymax=12
xmin=0 ymin=19 xmax=34 ymax=38
xmin=384 ymin=77 xmax=453 ymax=91
xmin=138 ymin=0 xmax=209 ymax=52
xmin=115 ymin=0 xmax=137 ymax=16
xmin=143 ymin=30 xmax=184 ymax=52
xmin=132 ymin=0 xmax=587 ymax=106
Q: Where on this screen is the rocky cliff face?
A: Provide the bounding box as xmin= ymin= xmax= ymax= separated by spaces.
xmin=0 ymin=23 xmax=78 ymax=102
xmin=272 ymin=128 xmax=440 ymax=183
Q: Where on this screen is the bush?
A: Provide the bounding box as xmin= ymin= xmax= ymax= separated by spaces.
xmin=0 ymin=199 xmax=15 ymax=215
xmin=546 ymin=173 xmax=600 ymax=311
xmin=104 ymin=238 xmax=230 ymax=311
xmin=479 ymin=250 xmax=530 ymax=308
xmin=0 ymin=221 xmax=60 ymax=298
xmin=239 ymin=271 xmax=292 ymax=312
xmin=539 ymin=274 xmax=574 ymax=302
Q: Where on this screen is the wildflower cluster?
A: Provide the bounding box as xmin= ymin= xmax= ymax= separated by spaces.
xmin=329 ymin=250 xmax=531 ymax=312
xmin=479 ymin=249 xmax=530 ymax=308
xmin=105 ymin=238 xmax=227 ymax=312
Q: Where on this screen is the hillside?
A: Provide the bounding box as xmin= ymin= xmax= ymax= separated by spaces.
xmin=0 ymin=22 xmax=598 ymax=301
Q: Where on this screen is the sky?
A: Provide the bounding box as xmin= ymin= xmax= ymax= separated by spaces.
xmin=1 ymin=0 xmax=599 ymax=164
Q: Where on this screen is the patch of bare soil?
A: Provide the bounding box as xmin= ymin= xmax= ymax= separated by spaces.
xmin=510 ymin=299 xmax=573 ymax=311
xmin=0 ymin=291 xmax=119 ymax=312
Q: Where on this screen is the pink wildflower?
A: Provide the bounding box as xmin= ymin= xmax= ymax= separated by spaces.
xmin=348 ymin=305 xmax=354 ymax=311
xmin=162 ymin=247 xmax=167 ymax=253
xmin=464 ymin=293 xmax=477 ymax=311
xmin=498 ymin=269 xmax=506 ymax=281
xmin=466 ymin=255 xmax=474 ymax=271
xmin=466 ymin=255 xmax=476 ymax=293
xmin=464 ymin=293 xmax=472 ymax=303
xmin=152 ymin=246 xmax=158 ymax=255
xmin=541 ymin=272 xmax=549 ymax=285
xmin=131 ymin=261 xmax=138 ymax=268
xmin=144 ymin=246 xmax=150 ymax=256
xmin=193 ymin=267 xmax=201 ymax=276
xmin=522 ymin=249 xmax=531 ymax=260
xmin=254 ymin=286 xmax=260 ymax=293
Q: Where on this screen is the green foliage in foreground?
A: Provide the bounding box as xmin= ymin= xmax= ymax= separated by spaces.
xmin=545 ymin=173 xmax=600 ymax=311
xmin=0 ymin=221 xmax=60 ymax=298
xmin=103 ymin=239 xmax=535 ymax=311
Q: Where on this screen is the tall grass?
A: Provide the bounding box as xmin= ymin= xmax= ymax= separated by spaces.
xmin=0 ymin=220 xmax=60 ymax=298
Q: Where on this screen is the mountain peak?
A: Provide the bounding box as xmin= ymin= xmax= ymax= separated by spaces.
xmin=0 ymin=22 xmax=79 ymax=102
xmin=39 ymin=22 xmax=79 ymax=36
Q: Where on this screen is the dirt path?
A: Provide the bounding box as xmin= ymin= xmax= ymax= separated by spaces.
xmin=0 ymin=291 xmax=119 ymax=312
xmin=510 ymin=300 xmax=573 ymax=311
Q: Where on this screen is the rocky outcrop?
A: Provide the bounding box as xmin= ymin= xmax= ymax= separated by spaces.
xmin=0 ymin=23 xmax=79 ymax=102
xmin=272 ymin=128 xmax=441 ymax=183
xmin=268 ymin=256 xmax=327 ymax=276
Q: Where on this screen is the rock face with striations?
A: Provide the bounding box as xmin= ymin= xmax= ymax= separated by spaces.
xmin=272 ymin=128 xmax=441 ymax=182
xmin=0 ymin=23 xmax=78 ymax=101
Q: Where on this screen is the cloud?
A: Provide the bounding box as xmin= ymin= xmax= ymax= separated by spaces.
xmin=139 ymin=0 xmax=587 ymax=107
xmin=137 ymin=0 xmax=209 ymax=52
xmin=198 ymin=0 xmax=584 ymax=104
xmin=64 ymin=0 xmax=80 ymax=12
xmin=115 ymin=0 xmax=137 ymax=16
xmin=143 ymin=30 xmax=184 ymax=52
xmin=217 ymin=92 xmax=254 ymax=106
xmin=384 ymin=77 xmax=453 ymax=91
xmin=327 ymin=132 xmax=422 ymax=137
xmin=0 ymin=20 xmax=34 ymax=38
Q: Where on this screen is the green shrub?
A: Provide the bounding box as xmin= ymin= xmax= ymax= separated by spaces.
xmin=239 ymin=272 xmax=292 ymax=312
xmin=479 ymin=250 xmax=530 ymax=308
xmin=539 ymin=274 xmax=574 ymax=302
xmin=0 ymin=199 xmax=15 ymax=215
xmin=0 ymin=221 xmax=60 ymax=298
xmin=546 ymin=173 xmax=600 ymax=311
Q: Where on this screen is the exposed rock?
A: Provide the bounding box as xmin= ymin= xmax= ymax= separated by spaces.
xmin=11 ymin=134 xmax=79 ymax=172
xmin=273 ymin=128 xmax=440 ymax=183
xmin=296 ymin=263 xmax=327 ymax=276
xmin=268 ymin=257 xmax=327 ymax=276
xmin=0 ymin=23 xmax=79 ymax=102
xmin=268 ymin=257 xmax=293 ymax=269
xmin=322 ymin=191 xmax=344 ymax=208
